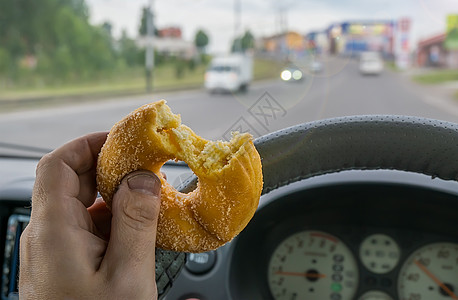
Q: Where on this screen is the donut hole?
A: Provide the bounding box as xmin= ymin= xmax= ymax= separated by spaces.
xmin=163 ymin=163 xmax=197 ymax=194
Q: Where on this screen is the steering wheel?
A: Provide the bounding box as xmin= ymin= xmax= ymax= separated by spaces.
xmin=154 ymin=115 xmax=458 ymax=299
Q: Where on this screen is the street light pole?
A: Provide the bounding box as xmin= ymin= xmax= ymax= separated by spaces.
xmin=234 ymin=0 xmax=241 ymax=52
xmin=145 ymin=0 xmax=154 ymax=92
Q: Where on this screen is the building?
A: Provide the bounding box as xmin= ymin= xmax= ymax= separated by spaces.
xmin=417 ymin=33 xmax=458 ymax=69
xmin=158 ymin=27 xmax=182 ymax=38
xmin=417 ymin=33 xmax=447 ymax=67
xmin=258 ymin=31 xmax=306 ymax=58
xmin=136 ymin=27 xmax=196 ymax=60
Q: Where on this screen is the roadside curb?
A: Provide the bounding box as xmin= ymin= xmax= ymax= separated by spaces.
xmin=0 ymin=84 xmax=203 ymax=113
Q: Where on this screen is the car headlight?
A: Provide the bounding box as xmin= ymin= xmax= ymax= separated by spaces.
xmin=292 ymin=70 xmax=302 ymax=80
xmin=281 ymin=70 xmax=292 ymax=81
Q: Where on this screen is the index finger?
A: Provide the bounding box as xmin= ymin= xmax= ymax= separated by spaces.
xmin=52 ymin=132 xmax=108 ymax=175
xmin=33 ymin=132 xmax=108 ymax=208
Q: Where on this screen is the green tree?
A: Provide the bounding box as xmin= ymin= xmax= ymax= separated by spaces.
xmin=231 ymin=37 xmax=242 ymax=53
xmin=119 ymin=30 xmax=141 ymax=67
xmin=231 ymin=30 xmax=255 ymax=53
xmin=241 ymin=30 xmax=255 ymax=50
xmin=102 ymin=21 xmax=113 ymax=38
xmin=49 ymin=6 xmax=115 ymax=79
xmin=0 ymin=0 xmax=89 ymax=58
xmin=139 ymin=7 xmax=159 ymax=36
xmin=194 ymin=29 xmax=209 ymax=53
xmin=54 ymin=45 xmax=73 ymax=80
xmin=0 ymin=48 xmax=10 ymax=73
xmin=0 ymin=0 xmax=117 ymax=82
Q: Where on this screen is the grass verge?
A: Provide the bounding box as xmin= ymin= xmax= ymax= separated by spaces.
xmin=0 ymin=63 xmax=207 ymax=102
xmin=412 ymin=69 xmax=458 ymax=84
xmin=253 ymin=58 xmax=283 ymax=80
xmin=385 ymin=61 xmax=399 ymax=72
xmin=0 ymin=58 xmax=283 ymax=106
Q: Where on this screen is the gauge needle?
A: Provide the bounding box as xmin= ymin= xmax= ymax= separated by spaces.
xmin=414 ymin=259 xmax=458 ymax=300
xmin=275 ymin=271 xmax=326 ymax=278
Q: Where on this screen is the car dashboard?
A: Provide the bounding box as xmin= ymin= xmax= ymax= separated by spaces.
xmin=0 ymin=156 xmax=457 ymax=300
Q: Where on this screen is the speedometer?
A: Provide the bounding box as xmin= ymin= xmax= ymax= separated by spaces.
xmin=398 ymin=242 xmax=458 ymax=300
xmin=268 ymin=230 xmax=358 ymax=300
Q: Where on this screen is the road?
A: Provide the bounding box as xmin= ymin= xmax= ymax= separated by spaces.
xmin=1 ymin=58 xmax=457 ymax=153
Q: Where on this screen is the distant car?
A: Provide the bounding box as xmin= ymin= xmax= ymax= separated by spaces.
xmin=280 ymin=65 xmax=303 ymax=82
xmin=309 ymin=60 xmax=323 ymax=73
xmin=359 ymin=52 xmax=383 ymax=75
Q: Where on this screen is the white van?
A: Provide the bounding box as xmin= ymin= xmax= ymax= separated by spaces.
xmin=359 ymin=51 xmax=383 ymax=75
xmin=204 ymin=54 xmax=253 ymax=92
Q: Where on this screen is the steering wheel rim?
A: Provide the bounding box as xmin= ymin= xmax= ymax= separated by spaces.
xmin=256 ymin=115 xmax=458 ymax=194
xmin=155 ymin=115 xmax=458 ymax=299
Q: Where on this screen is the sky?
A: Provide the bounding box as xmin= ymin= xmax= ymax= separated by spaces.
xmin=86 ymin=0 xmax=457 ymax=53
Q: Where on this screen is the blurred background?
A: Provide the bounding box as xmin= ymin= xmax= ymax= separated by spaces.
xmin=0 ymin=0 xmax=457 ymax=151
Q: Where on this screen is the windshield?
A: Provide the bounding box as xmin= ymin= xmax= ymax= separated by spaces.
xmin=0 ymin=0 xmax=457 ymax=153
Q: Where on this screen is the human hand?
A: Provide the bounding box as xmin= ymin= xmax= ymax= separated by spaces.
xmin=19 ymin=132 xmax=161 ymax=300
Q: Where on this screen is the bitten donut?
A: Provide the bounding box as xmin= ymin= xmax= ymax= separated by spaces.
xmin=96 ymin=100 xmax=263 ymax=252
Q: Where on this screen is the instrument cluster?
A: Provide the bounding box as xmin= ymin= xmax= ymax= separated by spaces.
xmin=267 ymin=229 xmax=457 ymax=300
xmin=229 ymin=183 xmax=458 ymax=300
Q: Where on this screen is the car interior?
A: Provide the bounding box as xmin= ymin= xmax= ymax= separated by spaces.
xmin=1 ymin=1 xmax=458 ymax=299
xmin=1 ymin=115 xmax=457 ymax=300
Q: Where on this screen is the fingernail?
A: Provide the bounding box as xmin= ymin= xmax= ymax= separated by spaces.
xmin=127 ymin=172 xmax=161 ymax=196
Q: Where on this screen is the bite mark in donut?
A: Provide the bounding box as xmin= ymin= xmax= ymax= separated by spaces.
xmin=96 ymin=100 xmax=263 ymax=252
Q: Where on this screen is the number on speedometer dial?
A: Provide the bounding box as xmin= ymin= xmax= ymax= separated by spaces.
xmin=398 ymin=242 xmax=458 ymax=300
xmin=268 ymin=230 xmax=358 ymax=300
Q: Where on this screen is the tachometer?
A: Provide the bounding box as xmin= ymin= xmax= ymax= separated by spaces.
xmin=268 ymin=230 xmax=358 ymax=300
xmin=398 ymin=242 xmax=458 ymax=300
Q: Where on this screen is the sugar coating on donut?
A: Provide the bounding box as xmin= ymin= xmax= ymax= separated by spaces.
xmin=97 ymin=100 xmax=263 ymax=252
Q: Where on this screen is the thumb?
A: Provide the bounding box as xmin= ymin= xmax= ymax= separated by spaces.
xmin=102 ymin=170 xmax=161 ymax=290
